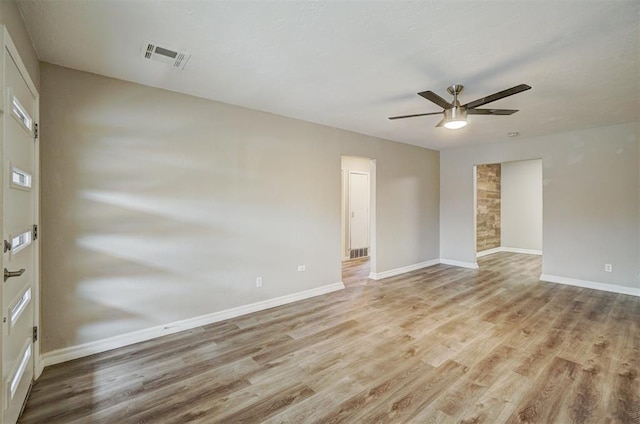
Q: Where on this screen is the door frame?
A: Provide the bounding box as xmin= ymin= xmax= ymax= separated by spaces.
xmin=0 ymin=26 xmax=42 ymax=404
xmin=473 ymin=165 xmax=478 ymax=264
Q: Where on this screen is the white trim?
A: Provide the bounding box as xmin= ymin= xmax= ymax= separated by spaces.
xmin=35 ymin=356 xmax=44 ymax=378
xmin=477 ymin=246 xmax=542 ymax=257
xmin=3 ymin=27 xmax=39 ymax=97
xmin=42 ymin=282 xmax=345 ymax=366
xmin=341 ymin=168 xmax=346 ymax=260
xmin=501 ymin=247 xmax=542 ymax=255
xmin=540 ymin=274 xmax=640 ymax=297
xmin=473 ymin=165 xmax=478 ymax=261
xmin=476 ymin=247 xmax=502 ymax=257
xmin=368 ymin=259 xmax=439 ymax=280
xmin=439 ymin=259 xmax=479 ymax=269
xmin=368 ymin=160 xmax=377 ymax=276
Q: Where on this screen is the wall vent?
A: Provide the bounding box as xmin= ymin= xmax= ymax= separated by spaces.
xmin=141 ymin=41 xmax=191 ymax=70
xmin=349 ymin=247 xmax=369 ymax=260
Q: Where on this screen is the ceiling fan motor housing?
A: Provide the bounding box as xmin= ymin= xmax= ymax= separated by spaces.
xmin=444 ymin=106 xmax=467 ymax=121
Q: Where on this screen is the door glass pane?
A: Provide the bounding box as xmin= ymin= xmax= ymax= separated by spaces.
xmin=11 ymin=230 xmax=32 ymax=255
xmin=11 ymin=167 xmax=32 ymax=190
xmin=11 ymin=95 xmax=32 ymax=132
xmin=9 ymin=288 xmax=31 ymax=330
xmin=9 ymin=343 xmax=31 ymax=399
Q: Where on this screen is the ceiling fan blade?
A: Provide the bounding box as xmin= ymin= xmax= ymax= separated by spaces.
xmin=467 ymin=108 xmax=519 ymax=115
xmin=418 ymin=91 xmax=451 ymax=109
xmin=463 ymin=84 xmax=531 ymax=109
xmin=435 ymin=117 xmax=446 ymax=127
xmin=388 ymin=112 xmax=443 ymax=120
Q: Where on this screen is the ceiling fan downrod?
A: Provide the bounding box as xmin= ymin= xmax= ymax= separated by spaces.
xmin=447 ymin=84 xmax=463 ymax=107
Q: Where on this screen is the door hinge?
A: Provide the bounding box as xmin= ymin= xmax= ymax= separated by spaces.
xmin=33 ymin=224 xmax=38 ymax=240
xmin=34 ymin=123 xmax=38 ymax=139
xmin=33 ymin=326 xmax=38 ymax=342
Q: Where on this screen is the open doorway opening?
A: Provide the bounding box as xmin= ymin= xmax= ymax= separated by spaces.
xmin=474 ymin=159 xmax=543 ymax=265
xmin=341 ymin=156 xmax=375 ymax=283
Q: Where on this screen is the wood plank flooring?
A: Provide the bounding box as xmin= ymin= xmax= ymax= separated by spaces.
xmin=20 ymin=253 xmax=640 ymax=423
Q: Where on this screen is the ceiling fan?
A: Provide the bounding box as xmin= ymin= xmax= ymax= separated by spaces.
xmin=389 ymin=83 xmax=531 ymax=129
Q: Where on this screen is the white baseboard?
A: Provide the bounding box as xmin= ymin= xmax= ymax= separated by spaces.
xmin=477 ymin=247 xmax=542 ymax=258
xmin=476 ymin=247 xmax=502 ymax=257
xmin=43 ymin=282 xmax=345 ymax=367
xmin=540 ymin=274 xmax=640 ymax=297
xmin=35 ymin=355 xmax=44 ymax=379
xmin=369 ymin=259 xmax=440 ymax=280
xmin=439 ymin=259 xmax=479 ymax=269
xmin=502 ymin=247 xmax=542 ymax=255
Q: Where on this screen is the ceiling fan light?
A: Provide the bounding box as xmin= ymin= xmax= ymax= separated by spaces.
xmin=444 ymin=119 xmax=468 ymax=130
xmin=443 ymin=107 xmax=468 ymax=130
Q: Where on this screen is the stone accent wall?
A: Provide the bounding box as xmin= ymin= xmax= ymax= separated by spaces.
xmin=477 ymin=164 xmax=501 ymax=252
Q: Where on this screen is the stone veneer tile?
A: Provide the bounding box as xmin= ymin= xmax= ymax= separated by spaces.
xmin=476 ymin=164 xmax=501 ymax=251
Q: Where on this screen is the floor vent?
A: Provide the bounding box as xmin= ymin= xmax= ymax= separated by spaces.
xmin=141 ymin=41 xmax=191 ymax=69
xmin=350 ymin=247 xmax=369 ymax=259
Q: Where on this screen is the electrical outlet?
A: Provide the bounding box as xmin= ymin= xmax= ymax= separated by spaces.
xmin=297 ymin=265 xmax=306 ymax=272
xmin=605 ymin=264 xmax=612 ymax=273
xmin=256 ymin=277 xmax=263 ymax=287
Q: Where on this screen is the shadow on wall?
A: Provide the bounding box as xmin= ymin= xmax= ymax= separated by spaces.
xmin=42 ymin=81 xmax=341 ymax=352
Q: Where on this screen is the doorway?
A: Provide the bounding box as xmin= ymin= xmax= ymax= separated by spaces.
xmin=348 ymin=172 xmax=369 ymax=259
xmin=474 ymin=159 xmax=543 ymax=262
xmin=341 ymin=156 xmax=374 ymax=264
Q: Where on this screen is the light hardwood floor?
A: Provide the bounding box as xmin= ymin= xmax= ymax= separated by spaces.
xmin=20 ymin=253 xmax=640 ymax=423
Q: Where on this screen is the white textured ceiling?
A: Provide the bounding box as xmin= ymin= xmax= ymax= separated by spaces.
xmin=17 ymin=0 xmax=640 ymax=150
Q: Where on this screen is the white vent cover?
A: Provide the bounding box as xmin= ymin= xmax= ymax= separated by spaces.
xmin=141 ymin=41 xmax=191 ymax=70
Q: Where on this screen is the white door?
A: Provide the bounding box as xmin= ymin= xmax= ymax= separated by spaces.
xmin=2 ymin=44 xmax=38 ymax=424
xmin=348 ymin=172 xmax=369 ymax=251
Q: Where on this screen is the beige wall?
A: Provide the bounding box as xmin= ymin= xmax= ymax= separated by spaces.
xmin=501 ymin=159 xmax=543 ymax=251
xmin=0 ymin=0 xmax=39 ymax=90
xmin=441 ymin=122 xmax=639 ymax=289
xmin=40 ymin=63 xmax=440 ymax=352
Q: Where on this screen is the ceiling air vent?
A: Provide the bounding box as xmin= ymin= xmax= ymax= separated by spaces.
xmin=141 ymin=41 xmax=191 ymax=70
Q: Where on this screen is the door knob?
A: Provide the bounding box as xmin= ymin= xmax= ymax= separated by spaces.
xmin=4 ymin=268 xmax=25 ymax=283
xmin=3 ymin=240 xmax=10 ymax=253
